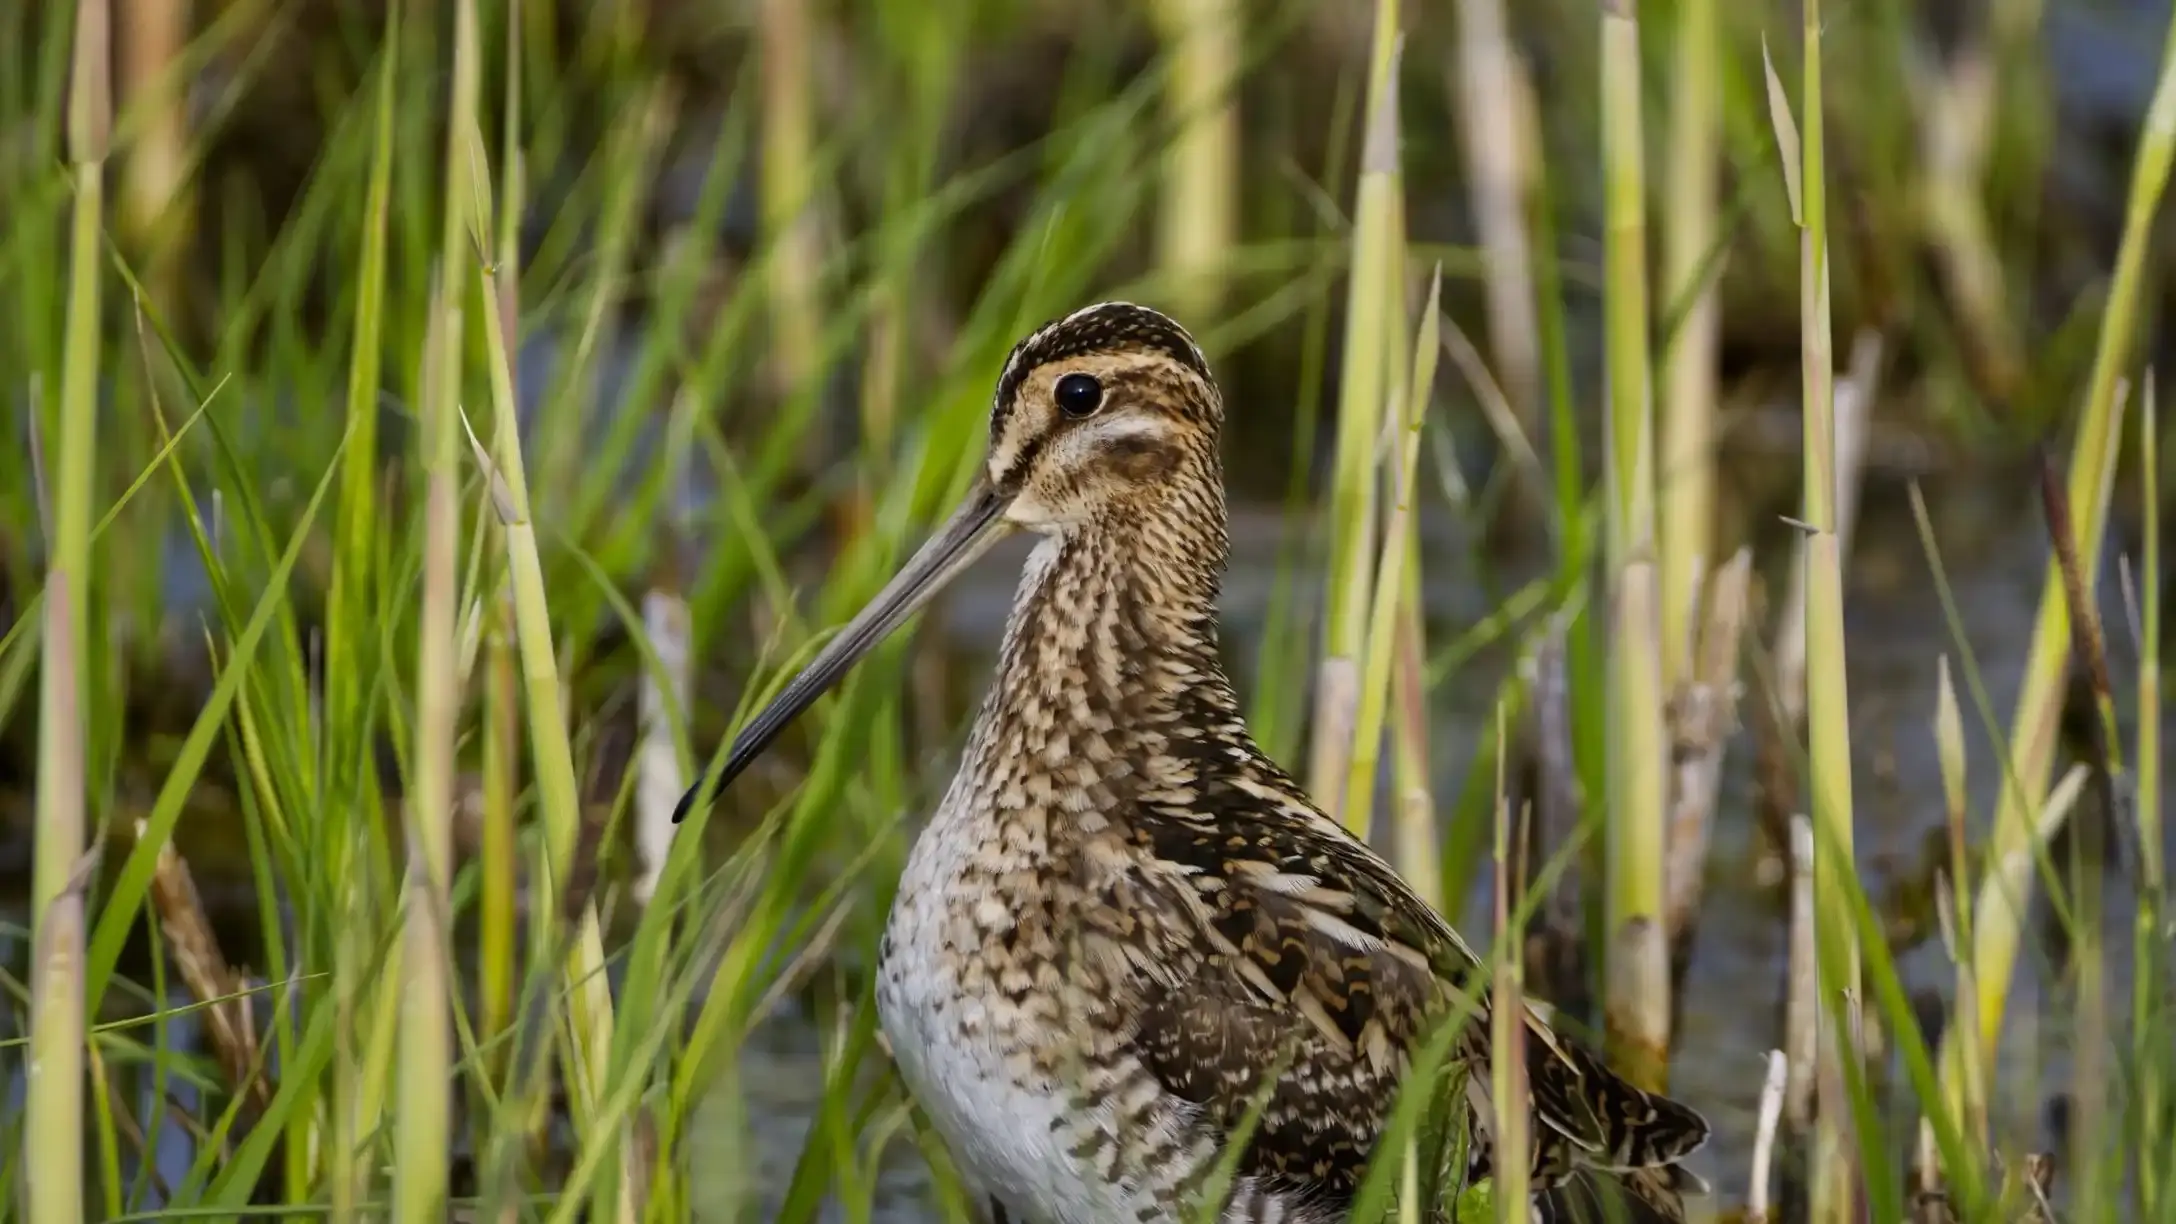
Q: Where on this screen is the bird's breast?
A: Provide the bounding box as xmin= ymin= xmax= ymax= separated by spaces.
xmin=874 ymin=784 xmax=1144 ymax=1224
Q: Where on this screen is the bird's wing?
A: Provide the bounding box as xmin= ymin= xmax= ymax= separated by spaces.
xmin=1122 ymin=759 xmax=1708 ymax=1180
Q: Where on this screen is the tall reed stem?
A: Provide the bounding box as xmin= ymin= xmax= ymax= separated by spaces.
xmin=329 ymin=12 xmax=400 ymax=1213
xmin=1491 ymin=721 xmax=1530 ymax=1224
xmin=1786 ymin=4 xmax=1863 ymax=1219
xmin=115 ymin=0 xmax=189 ymax=316
xmin=1451 ymin=0 xmax=1543 ymax=533
xmin=2136 ymin=384 xmax=2164 ymax=1221
xmin=479 ymin=0 xmax=525 ymax=1084
xmin=1345 ymin=272 xmax=1439 ymax=853
xmin=2140 ymin=388 xmax=2161 ymax=898
xmin=471 ymin=115 xmax=639 ymax=1224
xmin=1598 ymin=0 xmax=1669 ymax=1090
xmin=761 ymin=0 xmax=821 ymax=398
xmin=1151 ymin=0 xmax=1238 ymax=322
xmin=1311 ymin=0 xmax=1401 ymax=832
xmin=1658 ymin=0 xmax=1720 ymax=690
xmin=27 ymin=4 xmax=108 ymax=1221
xmin=394 ymin=2 xmax=481 ymax=1215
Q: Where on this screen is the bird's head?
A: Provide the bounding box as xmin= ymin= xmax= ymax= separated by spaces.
xmin=673 ymin=302 xmax=1221 ymax=820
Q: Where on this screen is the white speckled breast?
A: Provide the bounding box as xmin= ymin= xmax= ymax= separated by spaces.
xmin=871 ymin=534 xmax=1335 ymax=1224
xmin=876 ymin=776 xmax=1117 ymax=1224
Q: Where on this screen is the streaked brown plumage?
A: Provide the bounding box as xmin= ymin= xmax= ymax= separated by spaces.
xmin=677 ymin=302 xmax=1710 ymax=1223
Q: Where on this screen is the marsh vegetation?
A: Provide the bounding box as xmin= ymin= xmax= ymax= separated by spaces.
xmin=0 ymin=0 xmax=2170 ymax=1220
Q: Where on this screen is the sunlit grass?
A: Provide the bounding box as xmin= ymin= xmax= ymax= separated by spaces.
xmin=1309 ymin=0 xmax=1403 ymax=834
xmin=1596 ymin=0 xmax=1671 ymax=1096
xmin=1765 ymin=3 xmax=1866 ymax=1219
xmin=2132 ymin=383 xmax=2165 ymax=1223
xmin=1658 ymin=0 xmax=1722 ymax=697
xmin=26 ymin=3 xmax=110 ymax=1221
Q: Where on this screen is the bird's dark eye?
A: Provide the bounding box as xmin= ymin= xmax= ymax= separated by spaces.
xmin=1054 ymin=372 xmax=1104 ymax=419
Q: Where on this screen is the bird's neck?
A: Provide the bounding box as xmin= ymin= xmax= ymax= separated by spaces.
xmin=964 ymin=496 xmax=1245 ymax=801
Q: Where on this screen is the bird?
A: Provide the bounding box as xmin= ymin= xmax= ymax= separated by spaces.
xmin=674 ymin=302 xmax=1711 ymax=1223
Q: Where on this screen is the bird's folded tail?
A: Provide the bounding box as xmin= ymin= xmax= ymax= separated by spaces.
xmin=1534 ymin=1164 xmax=1710 ymax=1224
xmin=1522 ymin=1025 xmax=1711 ymax=1172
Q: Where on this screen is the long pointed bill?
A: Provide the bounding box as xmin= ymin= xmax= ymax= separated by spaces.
xmin=673 ymin=480 xmax=1014 ymax=823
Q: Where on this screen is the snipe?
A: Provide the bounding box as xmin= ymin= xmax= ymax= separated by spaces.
xmin=676 ymin=303 xmax=1710 ymax=1223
